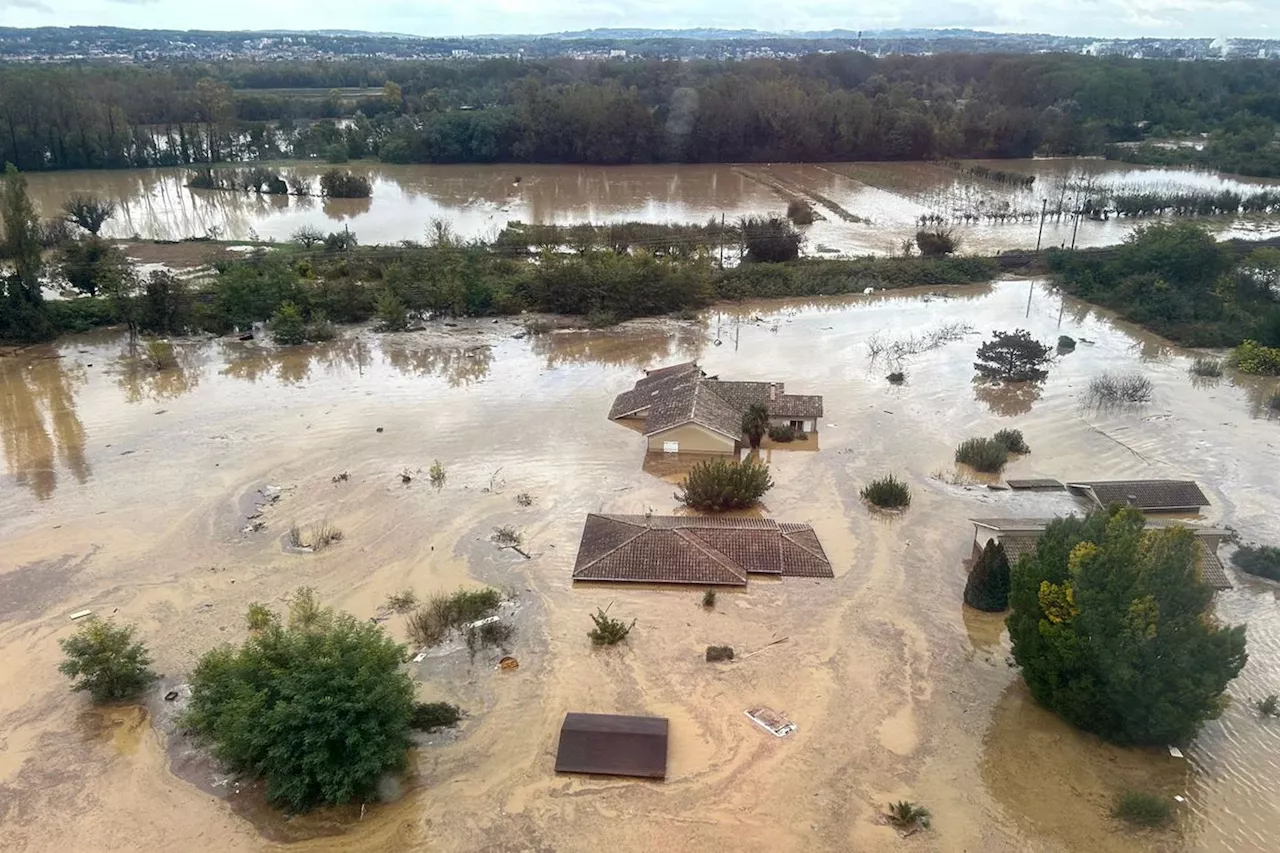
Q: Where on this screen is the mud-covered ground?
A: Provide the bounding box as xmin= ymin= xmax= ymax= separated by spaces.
xmin=2 ymin=283 xmax=1279 ymax=852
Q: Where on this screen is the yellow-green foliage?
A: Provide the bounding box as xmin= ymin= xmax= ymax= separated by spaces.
xmin=1230 ymin=340 xmax=1280 ymax=375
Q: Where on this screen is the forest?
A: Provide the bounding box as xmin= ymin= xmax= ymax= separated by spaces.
xmin=1 ymin=52 xmax=1278 ymax=174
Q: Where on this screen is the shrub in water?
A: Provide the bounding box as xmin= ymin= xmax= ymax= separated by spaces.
xmin=705 ymin=645 xmax=734 ymax=662
xmin=993 ymin=428 xmax=1030 ymax=454
xmin=1085 ymin=371 xmax=1154 ymax=406
xmin=588 ymin=608 xmax=634 ymax=645
xmin=676 ymin=456 xmax=774 ymax=511
xmin=915 ymin=228 xmax=958 ymax=257
xmin=1111 ymin=791 xmax=1173 ymax=829
xmin=1229 ymin=340 xmax=1280 ymax=375
xmin=1190 ymin=357 xmax=1224 ymax=378
xmin=964 ymin=540 xmax=1011 ymax=612
xmin=1232 ymin=544 xmax=1280 ymax=581
xmin=886 ymin=800 xmax=932 ymax=831
xmin=406 ymin=588 xmax=502 ymax=647
xmin=786 ymin=198 xmax=816 ymax=225
xmin=861 ymin=474 xmax=911 ymax=509
xmin=410 ymin=701 xmax=461 ymax=732
xmin=702 ymin=589 xmax=716 ymax=608
xmin=887 ymin=371 xmax=906 ymax=384
xmin=767 ymin=424 xmax=796 ymax=442
xmin=1057 ymin=335 xmax=1076 ymax=351
xmin=955 ymin=437 xmax=1009 ymax=473
xmin=1258 ymin=694 xmax=1278 ymax=717
xmin=58 ymin=619 xmax=158 ymax=703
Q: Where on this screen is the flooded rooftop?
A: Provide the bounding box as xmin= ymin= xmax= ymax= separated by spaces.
xmin=2 ymin=281 xmax=1279 ymax=852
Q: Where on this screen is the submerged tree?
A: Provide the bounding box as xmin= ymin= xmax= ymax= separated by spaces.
xmin=58 ymin=619 xmax=158 ymax=703
xmin=740 ymin=215 xmax=802 ymax=263
xmin=62 ymin=194 xmax=116 ymax=235
xmin=1 ymin=163 xmax=49 ymax=341
xmin=1007 ymin=507 xmax=1247 ymax=745
xmin=964 ymin=539 xmax=1011 ymax=612
xmin=184 ymin=592 xmax=414 ymax=811
xmin=974 ymin=329 xmax=1053 ymax=382
xmin=741 ymin=402 xmax=770 ymax=448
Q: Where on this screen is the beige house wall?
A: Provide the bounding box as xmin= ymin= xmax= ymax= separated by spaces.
xmin=769 ymin=416 xmax=817 ymax=432
xmin=647 ymin=423 xmax=738 ymax=455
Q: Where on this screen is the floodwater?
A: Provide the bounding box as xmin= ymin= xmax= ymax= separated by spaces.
xmin=21 ymin=160 xmax=1280 ymax=256
xmin=3 ymin=282 xmax=1280 ymax=852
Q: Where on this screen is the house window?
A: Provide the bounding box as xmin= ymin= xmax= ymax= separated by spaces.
xmin=663 ymin=441 xmax=679 ymax=453
xmin=789 ymin=420 xmax=805 ymax=432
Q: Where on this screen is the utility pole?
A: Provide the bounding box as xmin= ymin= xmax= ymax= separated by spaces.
xmin=1035 ymin=198 xmax=1048 ymax=252
xmin=1070 ymin=206 xmax=1082 ymax=250
xmin=719 ymin=212 xmax=725 ymax=270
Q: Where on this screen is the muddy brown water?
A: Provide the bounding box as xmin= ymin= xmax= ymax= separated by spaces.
xmin=2 ymin=283 xmax=1280 ymax=851
xmin=21 ymin=160 xmax=1280 ymax=255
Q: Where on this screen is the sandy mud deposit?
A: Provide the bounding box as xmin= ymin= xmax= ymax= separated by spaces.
xmin=2 ymin=283 xmax=1279 ymax=851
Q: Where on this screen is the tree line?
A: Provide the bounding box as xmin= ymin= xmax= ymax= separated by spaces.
xmin=2 ymin=52 xmax=1278 ymax=174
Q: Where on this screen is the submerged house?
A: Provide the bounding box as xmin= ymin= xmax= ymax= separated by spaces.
xmin=607 ymin=362 xmax=824 ymax=455
xmin=970 ymin=517 xmax=1232 ymax=590
xmin=554 ymin=712 xmax=669 ymax=779
xmin=572 ymin=514 xmax=834 ymax=586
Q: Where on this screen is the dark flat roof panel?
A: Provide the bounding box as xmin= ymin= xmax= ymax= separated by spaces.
xmin=555 ymin=713 xmax=669 ymax=779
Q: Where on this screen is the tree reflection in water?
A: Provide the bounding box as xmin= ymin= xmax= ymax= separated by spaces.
xmin=0 ymin=352 xmax=90 ymax=500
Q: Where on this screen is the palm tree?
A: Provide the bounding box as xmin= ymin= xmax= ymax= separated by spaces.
xmin=741 ymin=403 xmax=770 ymax=448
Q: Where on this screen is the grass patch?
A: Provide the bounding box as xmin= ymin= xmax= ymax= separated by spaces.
xmin=992 ymin=428 xmax=1030 ymax=454
xmin=588 ymin=607 xmax=635 ymax=646
xmin=1084 ymin=371 xmax=1154 ymax=407
xmin=1232 ymin=544 xmax=1280 ymax=581
xmin=955 ymin=437 xmax=1009 ymax=473
xmin=861 ymin=474 xmax=911 ymax=509
xmin=410 ymin=701 xmax=461 ymax=732
xmin=309 ymin=520 xmax=343 ymax=550
xmin=406 ymin=587 xmax=503 ymax=647
xmin=1190 ymin=357 xmax=1224 ymax=378
xmin=1111 ymin=791 xmax=1174 ymax=829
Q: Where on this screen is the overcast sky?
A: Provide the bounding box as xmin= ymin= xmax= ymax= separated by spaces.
xmin=0 ymin=0 xmax=1273 ymax=40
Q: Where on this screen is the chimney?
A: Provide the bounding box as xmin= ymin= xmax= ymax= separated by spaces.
xmin=769 ymin=382 xmax=777 ymax=402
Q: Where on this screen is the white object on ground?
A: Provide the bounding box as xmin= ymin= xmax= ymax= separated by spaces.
xmin=69 ymin=610 xmax=92 ymax=620
xmin=466 ymin=615 xmax=501 ymax=630
xmin=745 ymin=707 xmax=798 ymax=738
xmin=1168 ymin=746 xmax=1184 ymax=759
xmin=411 ymin=651 xmax=427 ymax=663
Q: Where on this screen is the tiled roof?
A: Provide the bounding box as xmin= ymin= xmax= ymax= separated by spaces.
xmin=609 ymin=363 xmax=824 ymax=435
xmin=1005 ymin=479 xmax=1065 ymax=491
xmin=974 ymin=517 xmax=1231 ymax=590
xmin=573 ymin=514 xmax=834 ymax=586
xmin=1067 ymin=480 xmax=1209 ymax=510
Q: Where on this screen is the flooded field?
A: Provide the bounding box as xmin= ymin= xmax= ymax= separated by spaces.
xmin=2 ymin=281 xmax=1280 ymax=852
xmin=21 ymin=160 xmax=1280 ymax=256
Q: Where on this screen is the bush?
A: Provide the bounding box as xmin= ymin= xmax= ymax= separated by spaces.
xmin=184 ymin=594 xmax=414 ymax=812
xmin=705 ymin=645 xmax=734 ymax=662
xmin=58 ymin=619 xmax=158 ymax=703
xmin=861 ymin=474 xmax=911 ymax=508
xmin=375 ymin=290 xmax=409 ymax=332
xmin=955 ymin=437 xmax=1009 ymax=473
xmin=1190 ymin=357 xmax=1223 ymax=377
xmin=1084 ymin=371 xmax=1154 ymax=406
xmin=406 ymin=588 xmax=503 ymax=647
xmin=887 ymin=371 xmax=906 ymax=384
xmin=1008 ymin=508 xmax=1247 ymax=745
xmin=246 ymin=603 xmax=276 ymax=631
xmin=702 ymin=589 xmax=716 ymax=608
xmin=271 ymin=301 xmax=307 ymax=345
xmin=386 ymin=590 xmax=418 ymax=614
xmin=492 ymin=526 xmax=522 ymax=547
xmin=992 ymin=428 xmax=1030 ymax=454
xmin=410 ymin=701 xmax=461 ymax=732
xmin=588 ymin=608 xmax=635 ymax=645
xmin=1111 ymin=791 xmax=1174 ymax=829
xmin=1232 ymin=544 xmax=1280 ymax=581
xmin=886 ymin=800 xmax=932 ymax=831
xmin=767 ymin=424 xmax=796 ymax=442
xmin=675 ymin=456 xmax=774 ymax=511
xmin=916 ymin=228 xmax=959 ymax=257
xmin=974 ymin=329 xmax=1052 ymax=382
xmin=318 ymin=169 xmax=372 ymax=199
xmin=1258 ymin=694 xmax=1279 ymax=717
xmin=786 ymin=198 xmax=815 ymax=225
xmin=429 ymin=460 xmax=446 ymax=489
xmin=740 ymin=215 xmax=802 ymax=263
xmin=964 ymin=540 xmax=1011 ymax=612
xmin=1229 ymin=340 xmax=1280 ymax=375
xmin=1057 ymin=335 xmax=1076 ymax=351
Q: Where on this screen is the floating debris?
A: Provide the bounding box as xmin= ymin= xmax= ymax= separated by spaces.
xmin=745 ymin=707 xmax=797 ymax=738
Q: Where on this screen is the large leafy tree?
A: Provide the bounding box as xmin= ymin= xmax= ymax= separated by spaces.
xmin=184 ymin=590 xmax=415 ymax=811
xmin=1007 ymin=507 xmax=1247 ymax=746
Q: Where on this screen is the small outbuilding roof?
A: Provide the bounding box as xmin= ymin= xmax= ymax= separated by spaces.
xmin=1066 ymin=480 xmax=1209 ymax=511
xmin=554 ymin=712 xmax=669 ymax=779
xmin=572 ymin=514 xmax=834 ymax=586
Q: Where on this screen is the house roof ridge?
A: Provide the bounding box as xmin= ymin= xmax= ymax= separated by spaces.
xmin=672 ymin=528 xmax=749 ymax=582
xmin=574 ymin=515 xmax=652 ymax=575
